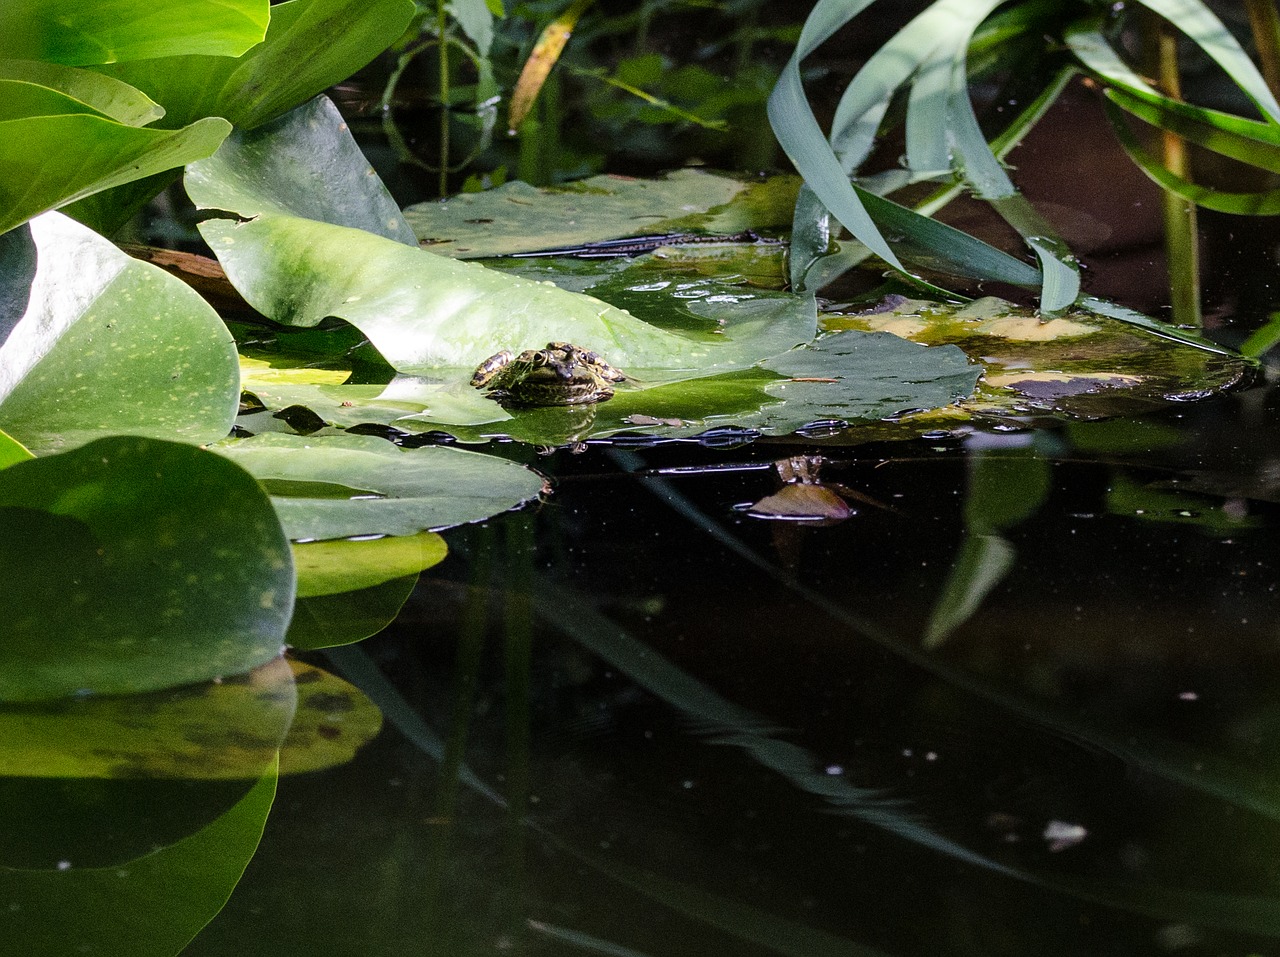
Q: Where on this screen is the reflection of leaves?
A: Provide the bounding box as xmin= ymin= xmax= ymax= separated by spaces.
xmin=0 ymin=762 xmax=276 ymax=957
xmin=0 ymin=658 xmax=296 ymax=780
xmin=0 ymin=213 xmax=239 ymax=454
xmin=278 ymin=659 xmax=383 ymax=774
xmin=215 ymin=433 xmax=545 ymax=540
xmin=0 ymin=437 xmax=294 ymax=701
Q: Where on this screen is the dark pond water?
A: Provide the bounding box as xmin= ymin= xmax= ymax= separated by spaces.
xmin=169 ymin=377 xmax=1280 ymax=956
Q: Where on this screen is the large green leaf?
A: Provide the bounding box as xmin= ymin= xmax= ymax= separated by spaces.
xmin=0 ymin=437 xmax=294 ymax=701
xmin=184 ymin=95 xmax=416 ymax=244
xmin=0 ymin=60 xmax=163 ymax=124
xmin=0 ymin=762 xmax=276 ymax=957
xmin=0 ymin=112 xmax=230 ymax=237
xmin=94 ymin=0 xmax=415 ymax=130
xmin=0 ymin=212 xmax=239 ymax=454
xmin=0 ymin=0 xmax=269 ymax=66
xmin=215 ymin=433 xmax=545 ymax=540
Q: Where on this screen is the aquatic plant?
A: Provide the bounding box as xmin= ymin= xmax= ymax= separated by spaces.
xmin=770 ymin=0 xmax=1280 ymax=315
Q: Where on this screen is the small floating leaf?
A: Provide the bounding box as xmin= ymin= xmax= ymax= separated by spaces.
xmin=215 ymin=433 xmax=544 ymax=540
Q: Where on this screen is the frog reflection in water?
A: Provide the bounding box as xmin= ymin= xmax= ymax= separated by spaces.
xmin=470 ymin=341 xmax=627 ymax=406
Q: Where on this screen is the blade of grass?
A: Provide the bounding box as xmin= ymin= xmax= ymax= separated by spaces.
xmin=1105 ymin=99 xmax=1280 ymax=214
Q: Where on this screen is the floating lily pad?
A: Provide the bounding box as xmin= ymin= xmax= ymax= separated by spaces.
xmin=402 ymin=170 xmax=801 ymax=258
xmin=0 ymin=436 xmax=294 ymax=701
xmin=826 ymin=295 xmax=1253 ymax=420
xmin=0 ymin=212 xmax=240 ymax=454
xmin=294 ymin=531 xmax=447 ymax=597
xmin=214 ymin=433 xmax=545 ymax=540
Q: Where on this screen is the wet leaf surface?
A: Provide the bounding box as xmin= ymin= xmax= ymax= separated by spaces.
xmin=0 ymin=213 xmax=239 ymax=454
xmin=402 ymin=170 xmax=801 ymax=257
xmin=214 ymin=433 xmax=544 ymax=540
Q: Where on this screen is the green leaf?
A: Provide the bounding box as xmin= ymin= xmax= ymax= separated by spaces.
xmin=1133 ymin=0 xmax=1280 ymax=123
xmin=0 ymin=0 xmax=269 ymax=66
xmin=0 ymin=213 xmax=240 ymax=454
xmin=185 ymin=96 xmax=417 ymax=244
xmin=214 ymin=433 xmax=545 ymax=540
xmin=0 ymin=114 xmax=230 ymax=236
xmin=0 ymin=437 xmax=294 ymax=701
xmin=0 ymin=60 xmax=163 ymax=125
xmin=188 ymin=105 xmax=816 ymax=383
xmin=1106 ymin=100 xmax=1280 ymax=215
xmin=403 ymin=170 xmax=798 ymax=258
xmin=293 ymin=531 xmax=447 ymax=597
xmin=0 ymin=761 xmax=276 ymax=957
xmin=0 ymin=429 xmax=32 ymax=469
xmin=93 ymin=0 xmax=415 ymax=130
xmin=754 ymin=329 xmax=981 ymax=434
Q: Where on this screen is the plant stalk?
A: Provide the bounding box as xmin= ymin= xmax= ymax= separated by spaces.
xmin=1245 ymin=0 xmax=1280 ymax=101
xmin=437 ymin=0 xmax=450 ymax=196
xmin=1148 ymin=13 xmax=1202 ymax=327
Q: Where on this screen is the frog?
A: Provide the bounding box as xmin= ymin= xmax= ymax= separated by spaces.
xmin=469 ymin=341 xmax=627 ymax=406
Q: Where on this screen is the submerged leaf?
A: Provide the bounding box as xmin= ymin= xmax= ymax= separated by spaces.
xmin=827 ymin=295 xmax=1253 ymax=420
xmin=0 ymin=762 xmax=276 ymax=957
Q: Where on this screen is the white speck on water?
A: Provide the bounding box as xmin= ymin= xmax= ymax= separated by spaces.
xmin=825 ymin=765 xmax=844 ymax=776
xmin=1043 ymin=821 xmax=1087 ymax=851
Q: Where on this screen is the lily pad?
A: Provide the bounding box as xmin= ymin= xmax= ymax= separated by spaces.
xmin=402 ymin=170 xmax=801 ymax=258
xmin=293 ymin=531 xmax=447 ymax=597
xmin=0 ymin=212 xmax=240 ymax=454
xmin=827 ymin=295 xmax=1254 ymax=420
xmin=0 ymin=763 xmax=276 ymax=957
xmin=0 ymin=436 xmax=294 ymax=701
xmin=214 ymin=433 xmax=545 ymax=540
